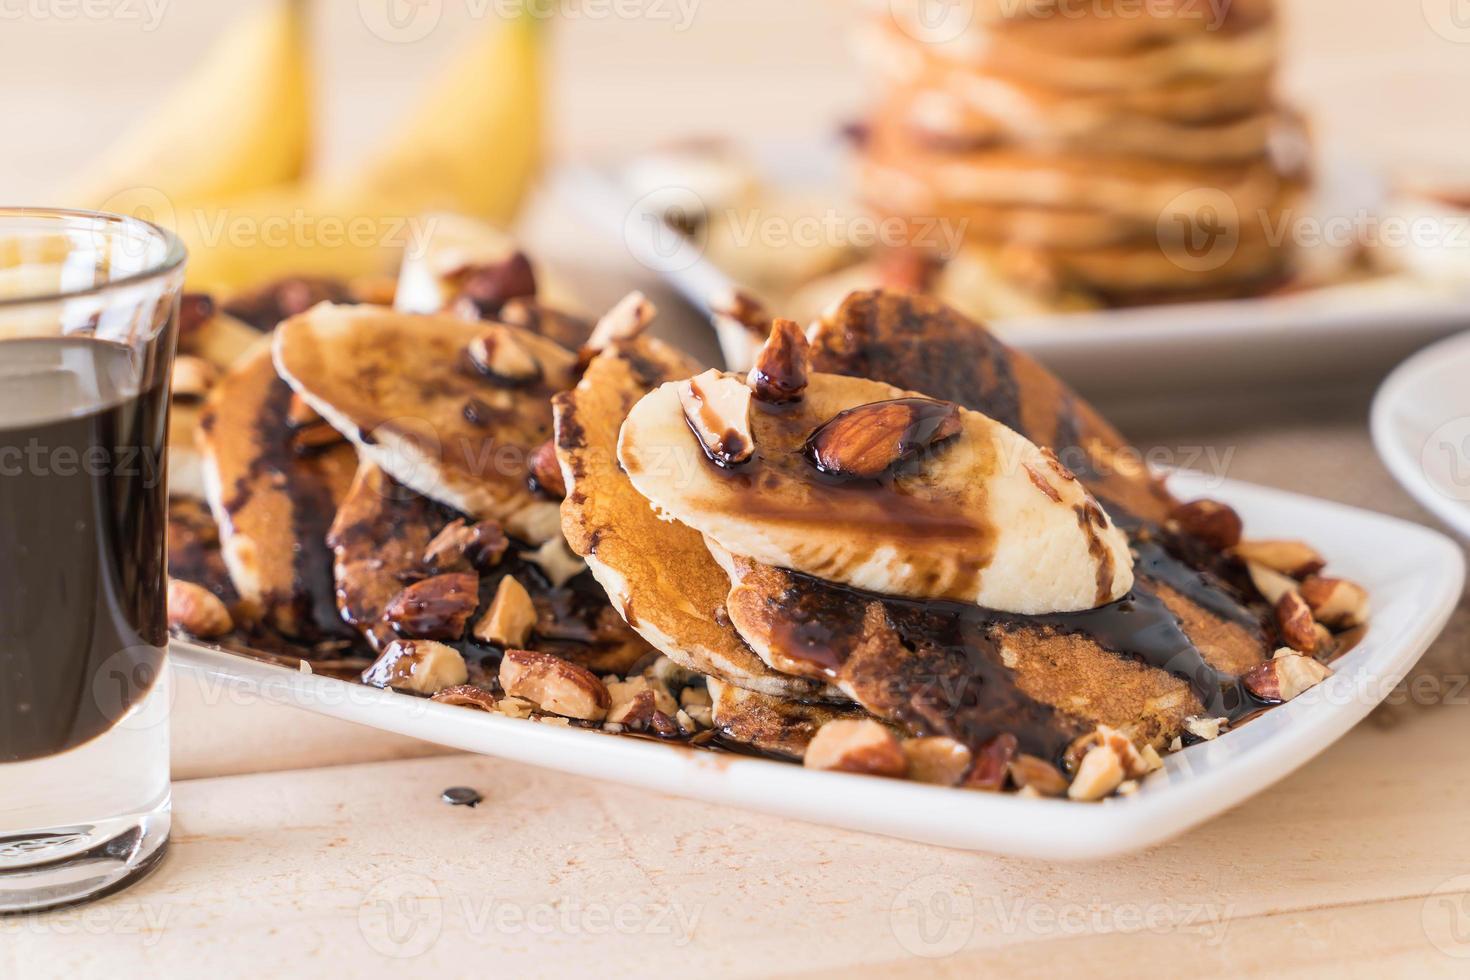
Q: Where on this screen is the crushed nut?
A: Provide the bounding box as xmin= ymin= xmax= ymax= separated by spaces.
xmin=804 ymin=720 xmax=907 ymax=777
xmin=1170 ymin=499 xmax=1243 ymax=550
xmin=496 ymin=695 xmax=536 ymax=720
xmin=362 ymin=639 xmax=468 ymax=695
xmin=447 ymin=253 xmax=537 ymax=319
xmin=678 ymin=369 xmax=755 ymax=467
xmin=1231 ymin=540 xmax=1326 ymax=578
xmin=1008 ymin=754 xmax=1069 ymax=797
xmin=1245 ymin=561 xmax=1298 ymax=605
xmin=499 ymin=649 xmax=611 ymax=721
xmin=1243 ymin=653 xmax=1331 ymax=703
xmin=1299 ymin=576 xmax=1368 ymax=629
xmin=528 ymin=439 xmax=566 ymax=498
xmin=473 ymin=575 xmax=537 ymax=647
xmin=747 ymin=317 xmax=810 ymax=404
xmin=964 ymin=732 xmax=1018 ymax=791
xmin=710 ymin=287 xmax=769 ymax=337
xmin=171 ymin=355 xmax=219 ymax=402
xmin=585 ymin=290 xmax=656 ymax=351
xmin=431 ymin=684 xmax=500 ymax=712
xmin=468 ymin=324 xmax=541 ymax=384
xmin=1067 ymin=742 xmax=1126 ymax=801
xmin=609 ymin=687 xmax=656 ymax=727
xmin=385 ymin=571 xmax=480 ymax=640
xmin=901 ymin=737 xmax=973 ymax=786
xmin=167 ymin=579 xmax=233 ymax=638
xmin=1275 ymin=591 xmax=1319 ymax=654
xmin=1183 ymin=716 xmax=1227 ymax=741
xmin=803 ymin=397 xmax=962 ymax=480
xmin=525 ymin=535 xmax=586 ymax=587
xmin=424 ymin=518 xmax=509 ymax=572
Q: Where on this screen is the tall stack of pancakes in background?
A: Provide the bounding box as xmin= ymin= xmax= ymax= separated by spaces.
xmin=853 ymin=0 xmax=1309 ymax=318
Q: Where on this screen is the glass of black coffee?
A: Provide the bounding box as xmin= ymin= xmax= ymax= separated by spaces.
xmin=0 ymin=208 xmax=185 ymax=913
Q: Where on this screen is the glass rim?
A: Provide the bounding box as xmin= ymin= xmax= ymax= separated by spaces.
xmin=0 ymin=206 xmax=187 ymax=310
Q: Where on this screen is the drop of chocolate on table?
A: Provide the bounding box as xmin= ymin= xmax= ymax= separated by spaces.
xmin=440 ymin=786 xmax=483 ymax=808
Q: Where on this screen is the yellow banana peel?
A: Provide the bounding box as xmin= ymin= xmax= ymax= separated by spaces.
xmin=67 ymin=0 xmax=311 ymax=210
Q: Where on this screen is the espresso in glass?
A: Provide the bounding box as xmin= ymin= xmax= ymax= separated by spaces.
xmin=0 ymin=209 xmax=184 ymax=914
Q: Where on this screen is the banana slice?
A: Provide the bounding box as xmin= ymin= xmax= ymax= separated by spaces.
xmin=273 ymin=303 xmax=574 ymax=542
xmin=618 ymin=371 xmax=1133 ymax=614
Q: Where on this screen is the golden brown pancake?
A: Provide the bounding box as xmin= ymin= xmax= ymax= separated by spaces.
xmin=707 ymin=678 xmax=872 ymax=760
xmin=272 ymin=304 xmax=575 ymax=542
xmin=702 ymin=291 xmax=1286 ymax=760
xmin=198 ymin=344 xmax=357 ymax=639
xmin=859 ymin=15 xmax=1279 ymax=93
xmin=327 ymin=462 xmax=443 ymax=651
xmin=553 ymin=337 xmax=839 ymax=700
xmin=805 ymin=290 xmax=1175 ymax=522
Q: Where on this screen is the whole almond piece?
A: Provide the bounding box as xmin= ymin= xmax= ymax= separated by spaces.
xmin=167 ymin=579 xmax=234 ymax=638
xmin=1171 ymin=499 xmax=1243 ymax=550
xmin=1298 ymin=576 xmax=1368 ymax=629
xmin=362 ymin=639 xmax=468 ymax=695
xmin=1275 ymin=591 xmax=1319 ymax=654
xmin=499 ymin=649 xmax=611 ymax=721
xmin=804 ymin=397 xmax=962 ymax=480
xmin=747 ymin=317 xmax=810 ymax=404
xmin=528 ymin=439 xmax=566 ymax=498
xmin=386 ymin=572 xmax=480 ymax=640
xmin=1231 ymin=540 xmax=1326 ymax=578
xmin=1243 ymin=653 xmax=1331 ymax=703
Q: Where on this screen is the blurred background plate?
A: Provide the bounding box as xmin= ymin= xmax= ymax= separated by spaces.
xmin=566 ymin=143 xmax=1470 ymax=418
xmin=1372 ymin=330 xmax=1470 ymax=541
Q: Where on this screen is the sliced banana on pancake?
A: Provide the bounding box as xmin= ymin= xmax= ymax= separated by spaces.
xmin=553 ymin=336 xmax=838 ymax=700
xmin=198 ymin=344 xmax=358 ymax=638
xmin=618 ymin=369 xmax=1133 ymax=614
xmin=272 ymin=303 xmax=574 ymax=543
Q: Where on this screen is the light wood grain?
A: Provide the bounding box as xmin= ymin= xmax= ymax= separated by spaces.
xmin=9 ymin=705 xmax=1470 ymax=976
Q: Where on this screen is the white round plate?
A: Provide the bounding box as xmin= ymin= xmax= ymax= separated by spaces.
xmin=1372 ymin=330 xmax=1470 ymax=540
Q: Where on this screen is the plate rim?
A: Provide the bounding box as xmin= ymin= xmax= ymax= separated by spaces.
xmin=168 ymin=473 xmax=1464 ymax=859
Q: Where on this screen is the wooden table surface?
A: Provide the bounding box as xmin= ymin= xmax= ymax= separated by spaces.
xmin=6 ymin=2 xmax=1470 ymax=976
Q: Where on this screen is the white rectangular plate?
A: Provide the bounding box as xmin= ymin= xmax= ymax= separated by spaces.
xmin=559 ymin=150 xmax=1470 ymax=403
xmin=170 ymin=472 xmax=1462 ymax=859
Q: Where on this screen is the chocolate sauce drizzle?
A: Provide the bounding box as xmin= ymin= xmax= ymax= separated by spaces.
xmin=762 ymin=514 xmax=1273 ymax=764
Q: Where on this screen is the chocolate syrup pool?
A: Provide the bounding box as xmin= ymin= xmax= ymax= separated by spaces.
xmin=0 ymin=337 xmax=169 ymax=763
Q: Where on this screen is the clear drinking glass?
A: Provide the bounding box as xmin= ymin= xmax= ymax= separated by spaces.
xmin=0 ymin=208 xmax=185 ymax=913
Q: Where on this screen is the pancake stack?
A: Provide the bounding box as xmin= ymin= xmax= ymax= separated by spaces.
xmin=853 ymin=0 xmax=1307 ymax=316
